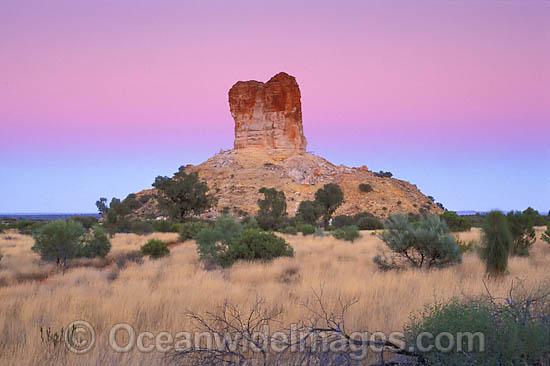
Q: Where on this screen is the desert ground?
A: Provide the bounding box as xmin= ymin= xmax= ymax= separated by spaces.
xmin=0 ymin=228 xmax=549 ymax=365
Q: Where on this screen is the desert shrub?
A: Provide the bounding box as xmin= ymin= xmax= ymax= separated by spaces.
xmin=405 ymin=283 xmax=550 ymax=365
xmin=256 ymin=187 xmax=287 ymax=231
xmin=112 ymin=250 xmax=143 ymax=268
xmin=151 ymin=220 xmax=173 ymax=232
xmin=480 ymin=211 xmax=513 ymax=277
xmin=32 ymin=220 xmax=87 ymax=266
xmin=332 ymin=215 xmax=355 ymax=228
xmin=179 ymin=220 xmax=213 ymax=242
xmin=375 ymin=214 xmax=461 ymax=270
xmin=129 ymin=220 xmax=153 ymax=235
xmin=355 ymin=214 xmax=383 ymax=230
xmin=296 ymin=200 xmax=323 ymax=225
xmin=223 ymin=229 xmax=294 ymax=267
xmin=170 ymin=223 xmax=181 ymax=233
xmin=507 ymin=208 xmax=537 ymax=256
xmin=313 ymin=227 xmax=326 ymax=237
xmin=315 ymin=184 xmax=344 ymax=229
xmin=140 ymin=239 xmax=170 ymax=259
xmin=332 ymin=225 xmax=361 ymax=242
xmin=0 ymin=224 xmax=4 ymax=234
xmin=358 ymin=183 xmax=373 ymax=193
xmin=153 ymin=168 xmax=215 ymax=221
xmin=72 ymin=215 xmax=98 ymax=230
xmin=440 ymin=211 xmax=472 ymax=232
xmin=241 ymin=216 xmax=260 ymax=230
xmin=0 ymin=249 xmax=2 ymax=263
xmin=297 ymin=223 xmax=316 ymax=235
xmin=195 ymin=216 xmax=242 ymax=267
xmin=80 ymin=225 xmax=111 ymax=258
xmin=542 ymin=226 xmax=550 ymax=245
xmin=280 ymin=226 xmax=298 ymax=235
xmin=455 ymin=237 xmax=475 ymax=253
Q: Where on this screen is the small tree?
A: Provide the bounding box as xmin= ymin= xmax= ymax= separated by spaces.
xmin=96 ymin=197 xmax=132 ymax=236
xmin=140 ymin=239 xmax=170 ymax=259
xmin=153 ymin=168 xmax=215 ymax=222
xmin=315 ymin=184 xmax=344 ymax=229
xmin=480 ymin=211 xmax=513 ymax=277
xmin=296 ymin=200 xmax=323 ymax=226
xmin=256 ymin=187 xmax=287 ymax=231
xmin=507 ymin=208 xmax=537 ymax=256
xmin=375 ymin=214 xmax=461 ymax=270
xmin=332 ymin=226 xmax=361 ymax=242
xmin=32 ymin=220 xmax=86 ymax=266
xmin=80 ymin=225 xmax=111 ymax=258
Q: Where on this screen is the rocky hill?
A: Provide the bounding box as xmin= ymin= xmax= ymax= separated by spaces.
xmin=131 ymin=72 xmax=442 ymax=219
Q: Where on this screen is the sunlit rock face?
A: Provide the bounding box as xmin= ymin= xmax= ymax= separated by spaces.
xmin=229 ymin=72 xmax=307 ymax=153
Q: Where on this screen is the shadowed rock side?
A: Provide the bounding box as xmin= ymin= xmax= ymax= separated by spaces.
xmin=131 ymin=72 xmax=442 ymax=219
xmin=229 ymin=72 xmax=307 ymax=153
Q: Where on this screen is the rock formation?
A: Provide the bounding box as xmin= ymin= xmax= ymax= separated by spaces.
xmin=130 ymin=72 xmax=443 ymax=220
xmin=229 ymin=72 xmax=307 ymax=153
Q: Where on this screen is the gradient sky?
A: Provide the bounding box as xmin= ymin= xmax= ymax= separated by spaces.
xmin=1 ymin=0 xmax=549 ymax=213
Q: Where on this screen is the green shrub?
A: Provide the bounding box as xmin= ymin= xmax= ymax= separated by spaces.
xmin=358 ymin=183 xmax=373 ymax=193
xmin=296 ymin=200 xmax=323 ymax=226
xmin=313 ymin=227 xmax=326 ymax=237
xmin=129 ymin=220 xmax=153 ymax=235
xmin=80 ymin=225 xmax=111 ymax=258
xmin=170 ymin=223 xmax=181 ymax=233
xmin=480 ymin=211 xmax=513 ymax=277
xmin=179 ymin=220 xmax=213 ymax=242
xmin=332 ymin=225 xmax=361 ymax=242
xmin=241 ymin=216 xmax=260 ymax=230
xmin=140 ymin=239 xmax=170 ymax=259
xmin=223 ymin=229 xmax=293 ymax=267
xmin=194 ymin=216 xmax=242 ymax=267
xmin=455 ymin=237 xmax=475 ymax=253
xmin=542 ymin=226 xmax=550 ymax=245
xmin=376 ymin=214 xmax=461 ymax=270
xmin=405 ymin=285 xmax=550 ymax=365
xmin=32 ymin=220 xmax=87 ymax=266
xmin=152 ymin=220 xmax=173 ymax=233
xmin=507 ymin=208 xmax=537 ymax=256
xmin=297 ymin=223 xmax=316 ymax=235
xmin=332 ymin=212 xmax=383 ymax=230
xmin=280 ymin=226 xmax=298 ymax=235
xmin=440 ymin=211 xmax=472 ymax=232
xmin=0 ymin=249 xmax=3 ymax=263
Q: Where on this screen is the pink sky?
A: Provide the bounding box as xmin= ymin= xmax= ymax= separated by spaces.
xmin=1 ymin=0 xmax=549 ymax=212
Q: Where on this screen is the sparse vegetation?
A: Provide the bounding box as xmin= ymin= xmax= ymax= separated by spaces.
xmin=375 ymin=214 xmax=462 ymax=270
xmin=140 ymin=239 xmax=170 ymax=259
xmin=374 ymin=170 xmax=393 ymax=178
xmin=178 ymin=220 xmax=213 ymax=242
xmin=296 ymin=223 xmax=316 ymax=235
xmin=480 ymin=211 xmax=513 ymax=277
xmin=280 ymin=226 xmax=298 ymax=235
xmin=542 ymin=226 xmax=550 ymax=244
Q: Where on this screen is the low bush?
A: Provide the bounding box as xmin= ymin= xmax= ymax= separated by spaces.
xmin=507 ymin=208 xmax=537 ymax=256
xmin=128 ymin=220 xmax=153 ymax=235
xmin=297 ymin=223 xmax=315 ymax=235
xmin=223 ymin=229 xmax=294 ymax=267
xmin=332 ymin=212 xmax=383 ymax=230
xmin=140 ymin=239 xmax=170 ymax=259
xmin=332 ymin=225 xmax=361 ymax=242
xmin=151 ymin=220 xmax=173 ymax=233
xmin=405 ymin=282 xmax=550 ymax=365
xmin=542 ymin=226 xmax=550 ymax=244
xmin=280 ymin=226 xmax=298 ymax=235
xmin=179 ymin=220 xmax=214 ymax=242
xmin=111 ymin=250 xmax=143 ymax=268
xmin=358 ymin=183 xmax=373 ymax=193
xmin=375 ymin=214 xmax=461 ymax=270
xmin=313 ymin=227 xmax=326 ymax=237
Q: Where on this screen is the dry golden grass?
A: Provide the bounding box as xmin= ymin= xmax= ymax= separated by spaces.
xmin=0 ymin=228 xmax=549 ymax=365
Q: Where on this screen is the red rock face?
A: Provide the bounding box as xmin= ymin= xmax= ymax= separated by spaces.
xmin=229 ymin=72 xmax=307 ymax=153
